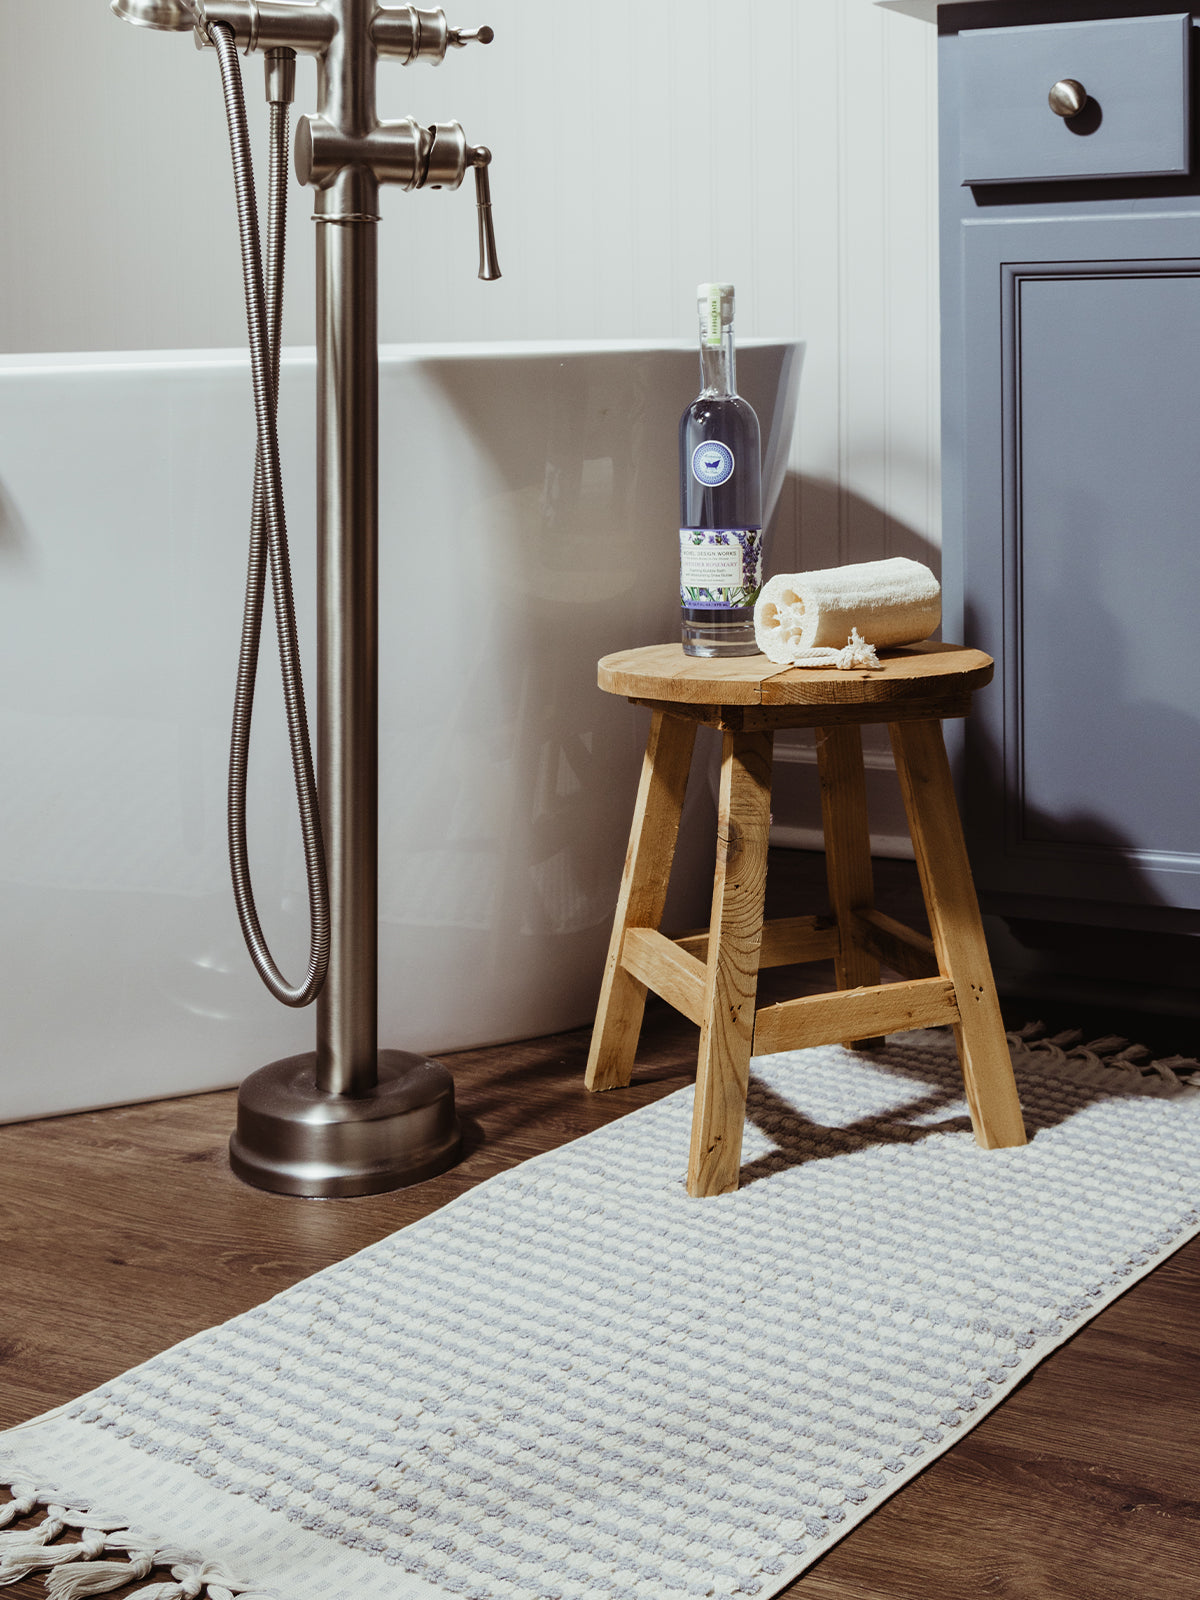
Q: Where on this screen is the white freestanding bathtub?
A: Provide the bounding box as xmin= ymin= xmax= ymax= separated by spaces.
xmin=0 ymin=338 xmax=801 ymax=1120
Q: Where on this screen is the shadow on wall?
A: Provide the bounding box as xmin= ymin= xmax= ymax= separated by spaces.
xmin=0 ymin=479 xmax=33 ymax=569
xmin=962 ymin=580 xmax=1200 ymax=1008
xmin=765 ymin=473 xmax=940 ymax=856
xmin=973 ymin=722 xmax=1200 ymax=1004
xmin=768 ymin=471 xmax=940 ymax=579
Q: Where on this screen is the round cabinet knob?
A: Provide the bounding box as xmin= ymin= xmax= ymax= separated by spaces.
xmin=1049 ymin=78 xmax=1088 ymax=118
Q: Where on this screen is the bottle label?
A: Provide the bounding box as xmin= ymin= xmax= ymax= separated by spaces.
xmin=691 ymin=440 xmax=734 ymax=487
xmin=679 ymin=529 xmax=763 ymax=609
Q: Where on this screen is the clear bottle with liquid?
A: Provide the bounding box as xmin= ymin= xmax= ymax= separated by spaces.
xmin=679 ymin=282 xmax=763 ymax=657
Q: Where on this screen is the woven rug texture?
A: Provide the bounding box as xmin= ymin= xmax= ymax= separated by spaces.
xmin=2 ymin=1028 xmax=1199 ymax=1600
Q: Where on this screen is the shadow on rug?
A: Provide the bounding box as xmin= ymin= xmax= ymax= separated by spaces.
xmin=740 ymin=1022 xmax=1199 ymax=1186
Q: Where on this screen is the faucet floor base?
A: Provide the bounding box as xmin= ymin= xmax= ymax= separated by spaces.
xmin=230 ymin=1049 xmax=461 ymax=1197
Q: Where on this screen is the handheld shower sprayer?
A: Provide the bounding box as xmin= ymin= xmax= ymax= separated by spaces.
xmin=111 ymin=0 xmax=500 ymax=1196
xmin=110 ymin=0 xmax=203 ymax=29
xmin=214 ymin=25 xmax=329 ymax=1010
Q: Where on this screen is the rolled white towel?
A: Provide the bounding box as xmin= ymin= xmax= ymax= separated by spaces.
xmin=754 ymin=556 xmax=940 ymax=666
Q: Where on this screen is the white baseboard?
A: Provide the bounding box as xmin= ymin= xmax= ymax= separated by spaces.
xmin=768 ymin=738 xmax=915 ymax=860
xmin=770 ymin=823 xmax=915 ymax=860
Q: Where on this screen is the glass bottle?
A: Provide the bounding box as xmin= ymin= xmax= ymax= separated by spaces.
xmin=678 ymin=282 xmax=763 ymax=657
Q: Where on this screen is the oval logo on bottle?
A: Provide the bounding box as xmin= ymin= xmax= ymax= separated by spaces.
xmin=691 ymin=440 xmax=734 ymax=487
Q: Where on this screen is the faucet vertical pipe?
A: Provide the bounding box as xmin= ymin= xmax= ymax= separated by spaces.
xmin=311 ymin=0 xmax=380 ymax=1098
xmin=310 ymin=0 xmax=377 ymax=1097
xmin=321 ymin=0 xmax=375 ymax=141
xmin=315 ymin=207 xmax=380 ymax=1097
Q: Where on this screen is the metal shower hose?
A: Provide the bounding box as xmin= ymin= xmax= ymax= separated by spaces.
xmin=212 ymin=22 xmax=330 ymax=1006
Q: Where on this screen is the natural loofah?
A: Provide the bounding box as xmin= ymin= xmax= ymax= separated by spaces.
xmin=754 ymin=556 xmax=940 ymax=666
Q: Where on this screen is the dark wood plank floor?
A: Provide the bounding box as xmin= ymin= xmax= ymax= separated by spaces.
xmin=2 ymin=852 xmax=1199 ymax=1600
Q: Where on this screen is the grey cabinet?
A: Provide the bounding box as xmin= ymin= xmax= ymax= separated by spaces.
xmin=938 ymin=1 xmax=1200 ymax=999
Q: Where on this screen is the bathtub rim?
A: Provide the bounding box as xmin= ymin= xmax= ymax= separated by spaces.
xmin=0 ymin=336 xmax=804 ymax=380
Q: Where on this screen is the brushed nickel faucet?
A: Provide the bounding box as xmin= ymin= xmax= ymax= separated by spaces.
xmin=111 ymin=0 xmax=499 ymax=1196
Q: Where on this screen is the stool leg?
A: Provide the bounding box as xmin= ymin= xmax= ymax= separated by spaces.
xmin=585 ymin=710 xmax=698 ymax=1093
xmin=889 ymin=719 xmax=1027 ymax=1149
xmin=688 ymin=730 xmax=773 ymax=1197
xmin=816 ymin=727 xmax=882 ymax=1036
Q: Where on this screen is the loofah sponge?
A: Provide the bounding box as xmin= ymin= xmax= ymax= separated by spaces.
xmin=754 ymin=556 xmax=941 ymax=667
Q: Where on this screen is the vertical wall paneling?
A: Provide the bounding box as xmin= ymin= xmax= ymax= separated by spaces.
xmin=768 ymin=1 xmax=938 ymax=854
xmin=842 ymin=0 xmax=888 ymax=568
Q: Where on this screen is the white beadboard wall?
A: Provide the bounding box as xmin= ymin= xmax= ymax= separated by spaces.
xmin=0 ymin=0 xmax=939 ymax=848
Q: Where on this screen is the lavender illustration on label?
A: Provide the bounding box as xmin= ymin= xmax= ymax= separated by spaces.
xmin=678 ymin=528 xmax=763 ymax=609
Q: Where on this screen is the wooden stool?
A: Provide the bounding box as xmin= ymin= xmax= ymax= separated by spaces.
xmin=585 ymin=641 xmax=1027 ymax=1198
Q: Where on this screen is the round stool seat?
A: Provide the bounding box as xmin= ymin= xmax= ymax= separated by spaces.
xmin=597 ymin=641 xmax=993 ymax=724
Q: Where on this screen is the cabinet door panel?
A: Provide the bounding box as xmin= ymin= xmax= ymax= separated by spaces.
xmin=961 ymin=216 xmax=1200 ymax=910
xmin=1019 ymin=270 xmax=1200 ymax=853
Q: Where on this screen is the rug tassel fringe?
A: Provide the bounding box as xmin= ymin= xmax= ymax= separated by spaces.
xmin=0 ymin=1475 xmax=278 ymax=1600
xmin=1005 ymin=1022 xmax=1199 ymax=1095
xmin=0 ymin=1513 xmax=65 ymax=1550
xmin=0 ymin=1489 xmax=39 ymax=1530
xmin=57 ymin=1553 xmax=280 ymax=1600
xmin=46 ymin=1553 xmax=155 ymax=1599
xmin=0 ymin=1527 xmax=106 ymax=1587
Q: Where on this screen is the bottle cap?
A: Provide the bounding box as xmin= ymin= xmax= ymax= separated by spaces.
xmin=697 ymin=283 xmax=735 ymax=346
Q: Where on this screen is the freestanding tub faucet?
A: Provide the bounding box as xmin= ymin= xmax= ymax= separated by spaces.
xmin=111 ymin=0 xmax=499 ymax=1195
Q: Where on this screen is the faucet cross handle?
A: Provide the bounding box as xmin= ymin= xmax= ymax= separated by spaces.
xmin=374 ymin=9 xmax=493 ymax=63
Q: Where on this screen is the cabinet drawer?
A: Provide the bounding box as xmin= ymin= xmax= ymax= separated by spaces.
xmin=959 ymin=13 xmax=1191 ymax=185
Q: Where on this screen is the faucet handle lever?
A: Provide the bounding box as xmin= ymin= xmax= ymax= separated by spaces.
xmin=469 ymin=146 xmax=501 ymax=281
xmin=449 ymin=24 xmax=494 ymax=47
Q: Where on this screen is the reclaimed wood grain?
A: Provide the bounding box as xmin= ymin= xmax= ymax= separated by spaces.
xmin=760 ymin=642 xmax=993 ymax=708
xmin=627 ymin=693 xmax=977 ymax=733
xmin=597 ymin=643 xmax=791 ymax=704
xmin=816 ymin=725 xmax=881 ymax=1005
xmin=597 ymin=641 xmax=994 ymax=712
xmin=753 ymin=976 xmax=961 ymax=1057
xmin=852 ymin=908 xmax=939 ymax=982
xmin=584 ymin=709 xmax=696 ymax=1092
xmin=620 ymin=927 xmax=707 ymax=1026
xmin=890 ymin=718 xmax=1027 ymax=1151
xmin=687 ymin=730 xmax=773 ymax=1197
xmin=676 ymin=914 xmax=840 ymax=971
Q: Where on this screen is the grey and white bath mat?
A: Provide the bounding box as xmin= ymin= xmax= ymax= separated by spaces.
xmin=3 ymin=1028 xmax=1199 ymax=1600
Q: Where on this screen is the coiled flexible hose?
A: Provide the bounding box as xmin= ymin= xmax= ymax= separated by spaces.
xmin=212 ymin=23 xmax=329 ymax=1006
